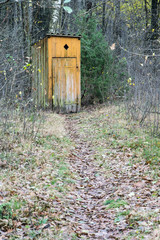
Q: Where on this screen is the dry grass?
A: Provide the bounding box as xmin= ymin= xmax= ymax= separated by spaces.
xmin=41 ymin=112 xmax=66 ymax=138
xmin=0 ymin=110 xmax=75 ymax=239
xmin=1 ymin=104 xmax=160 ymax=239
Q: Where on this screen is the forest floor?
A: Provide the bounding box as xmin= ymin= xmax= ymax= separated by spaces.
xmin=1 ymin=104 xmax=160 ymax=240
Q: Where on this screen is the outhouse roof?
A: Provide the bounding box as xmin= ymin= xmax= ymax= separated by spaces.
xmin=32 ymin=33 xmax=81 ymax=45
xmin=46 ymin=33 xmax=81 ymax=39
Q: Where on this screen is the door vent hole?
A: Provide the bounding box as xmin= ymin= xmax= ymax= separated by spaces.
xmin=64 ymin=44 xmax=69 ymax=50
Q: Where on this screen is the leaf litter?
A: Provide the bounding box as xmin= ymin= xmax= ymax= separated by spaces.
xmin=1 ymin=104 xmax=160 ymax=239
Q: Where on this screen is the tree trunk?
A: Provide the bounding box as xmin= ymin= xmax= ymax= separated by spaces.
xmin=49 ymin=0 xmax=61 ymax=33
xmin=114 ymin=0 xmax=121 ymax=56
xmin=151 ymin=0 xmax=158 ymax=39
xmin=102 ymin=1 xmax=106 ymax=34
xmin=144 ymin=0 xmax=149 ymax=29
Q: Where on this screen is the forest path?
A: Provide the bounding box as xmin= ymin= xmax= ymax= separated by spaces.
xmin=60 ymin=105 xmax=160 ymax=240
xmin=64 ymin=114 xmax=111 ymax=239
xmin=1 ymin=104 xmax=160 ymax=240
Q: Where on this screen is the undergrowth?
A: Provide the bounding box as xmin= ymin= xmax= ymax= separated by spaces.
xmin=0 ymin=111 xmax=75 ymax=239
xmin=70 ymin=103 xmax=160 ymax=239
xmin=1 ymin=103 xmax=160 ymax=239
xmin=77 ymin=103 xmax=160 ymax=170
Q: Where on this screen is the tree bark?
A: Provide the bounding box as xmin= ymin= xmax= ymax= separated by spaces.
xmin=151 ymin=0 xmax=158 ymax=38
xmin=102 ymin=1 xmax=106 ymax=34
xmin=144 ymin=0 xmax=149 ymax=29
xmin=114 ymin=0 xmax=121 ymax=56
xmin=0 ymin=0 xmax=9 ymax=5
xmin=49 ymin=0 xmax=61 ymax=33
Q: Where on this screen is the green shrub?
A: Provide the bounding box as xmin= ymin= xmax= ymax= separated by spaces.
xmin=0 ymin=202 xmax=12 ymax=219
xmin=0 ymin=200 xmax=25 ymax=220
xmin=76 ymin=15 xmax=128 ymax=104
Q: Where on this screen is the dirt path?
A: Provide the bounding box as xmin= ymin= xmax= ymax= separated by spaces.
xmin=62 ymin=113 xmax=130 ymax=239
xmin=61 ymin=107 xmax=160 ymax=240
xmin=64 ymin=116 xmax=111 ymax=239
xmin=1 ymin=105 xmax=160 ymax=240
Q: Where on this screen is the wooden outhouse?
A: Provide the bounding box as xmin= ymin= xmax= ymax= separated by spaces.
xmin=32 ymin=34 xmax=81 ymax=113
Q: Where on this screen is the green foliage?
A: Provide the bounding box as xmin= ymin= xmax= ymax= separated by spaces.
xmin=0 ymin=200 xmax=26 ymax=220
xmin=0 ymin=202 xmax=12 ymax=220
xmin=121 ymin=0 xmax=146 ymax=25
xmin=143 ymin=143 xmax=160 ymax=165
xmin=77 ymin=15 xmax=127 ymax=104
xmin=63 ymin=0 xmax=72 ymax=14
xmin=117 ymin=210 xmax=130 ymax=217
xmin=104 ymin=199 xmax=128 ymax=209
xmin=63 ymin=6 xmax=72 ymax=14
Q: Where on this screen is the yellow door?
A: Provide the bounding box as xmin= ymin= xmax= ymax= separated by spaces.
xmin=52 ymin=57 xmax=78 ymax=112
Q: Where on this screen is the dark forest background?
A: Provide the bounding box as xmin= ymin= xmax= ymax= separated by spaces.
xmin=0 ymin=0 xmax=160 ymax=134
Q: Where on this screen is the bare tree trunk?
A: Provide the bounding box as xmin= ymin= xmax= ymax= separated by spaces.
xmin=49 ymin=0 xmax=61 ymax=33
xmin=151 ymin=0 xmax=158 ymax=39
xmin=102 ymin=1 xmax=106 ymax=35
xmin=144 ymin=0 xmax=149 ymax=29
xmin=114 ymin=0 xmax=121 ymax=56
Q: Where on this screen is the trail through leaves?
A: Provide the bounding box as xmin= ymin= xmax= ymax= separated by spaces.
xmin=1 ymin=105 xmax=160 ymax=239
xmin=62 ymin=107 xmax=160 ymax=239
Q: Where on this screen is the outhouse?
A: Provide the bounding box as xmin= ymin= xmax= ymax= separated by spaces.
xmin=32 ymin=34 xmax=81 ymax=113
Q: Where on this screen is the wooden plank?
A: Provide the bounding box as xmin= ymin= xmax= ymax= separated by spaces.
xmin=38 ymin=44 xmax=40 ymax=106
xmin=50 ymin=37 xmax=81 ymax=112
xmin=34 ymin=45 xmax=37 ymax=106
xmin=31 ymin=46 xmax=35 ymax=101
xmin=32 ymin=36 xmax=81 ymax=112
xmin=45 ymin=38 xmax=48 ymax=106
xmin=43 ymin=39 xmax=45 ymax=107
xmin=40 ymin=40 xmax=43 ymax=106
xmin=48 ymin=38 xmax=53 ymax=107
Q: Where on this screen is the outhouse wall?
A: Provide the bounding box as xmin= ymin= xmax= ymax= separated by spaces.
xmin=32 ymin=38 xmax=48 ymax=108
xmin=47 ymin=36 xmax=81 ymax=112
xmin=32 ymin=35 xmax=81 ymax=112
